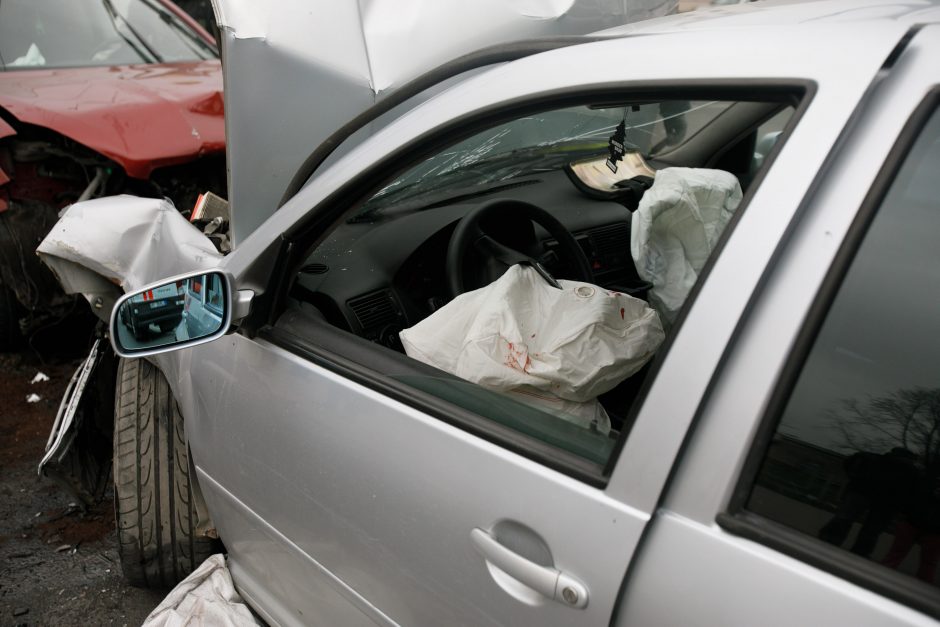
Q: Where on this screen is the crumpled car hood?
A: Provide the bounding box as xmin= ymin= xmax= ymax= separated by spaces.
xmin=212 ymin=0 xmax=675 ymax=245
xmin=0 ymin=61 xmax=224 ymax=179
xmin=37 ymin=195 xmax=223 ymax=322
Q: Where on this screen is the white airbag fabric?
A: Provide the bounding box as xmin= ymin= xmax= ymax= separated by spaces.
xmin=630 ymin=167 xmax=742 ymax=323
xmin=400 ymin=265 xmax=664 ymax=431
xmin=142 ymin=554 xmax=261 ymax=627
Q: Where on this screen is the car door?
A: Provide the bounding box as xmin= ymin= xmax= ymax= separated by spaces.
xmin=175 ymin=23 xmax=906 ymax=627
xmin=617 ymin=25 xmax=940 ymax=626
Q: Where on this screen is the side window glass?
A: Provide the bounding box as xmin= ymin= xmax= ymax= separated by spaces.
xmin=747 ymin=106 xmax=940 ymax=589
xmin=751 ymin=106 xmax=793 ymax=176
xmin=291 ymin=97 xmax=797 ymax=467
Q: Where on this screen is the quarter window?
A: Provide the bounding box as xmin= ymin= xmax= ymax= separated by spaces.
xmin=746 ymin=106 xmax=940 ymax=590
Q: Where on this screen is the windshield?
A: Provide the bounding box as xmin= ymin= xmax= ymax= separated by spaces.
xmin=357 ymin=100 xmax=730 ymax=218
xmin=0 ymin=0 xmax=217 ymax=70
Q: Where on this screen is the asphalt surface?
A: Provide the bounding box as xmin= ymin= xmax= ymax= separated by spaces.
xmin=0 ymin=347 xmax=165 ymax=626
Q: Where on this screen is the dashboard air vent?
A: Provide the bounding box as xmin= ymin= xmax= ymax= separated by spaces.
xmin=300 ymin=263 xmax=329 ymax=274
xmin=347 ymin=290 xmax=401 ymax=330
xmin=589 ymin=222 xmax=630 ymax=268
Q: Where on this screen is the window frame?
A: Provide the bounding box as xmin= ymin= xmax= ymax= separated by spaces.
xmin=258 ymin=80 xmax=813 ymax=487
xmin=718 ymin=88 xmax=940 ymax=619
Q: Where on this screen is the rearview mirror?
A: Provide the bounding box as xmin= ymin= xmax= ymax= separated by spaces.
xmin=110 ymin=271 xmax=231 ymax=357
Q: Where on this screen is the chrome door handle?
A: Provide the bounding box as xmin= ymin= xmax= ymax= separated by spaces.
xmin=470 ymin=527 xmax=588 ymax=609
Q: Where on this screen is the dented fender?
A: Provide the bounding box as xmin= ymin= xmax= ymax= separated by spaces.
xmin=36 ymin=195 xmax=223 ymax=323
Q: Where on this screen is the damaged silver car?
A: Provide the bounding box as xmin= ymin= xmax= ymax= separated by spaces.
xmin=38 ymin=0 xmax=940 ymax=625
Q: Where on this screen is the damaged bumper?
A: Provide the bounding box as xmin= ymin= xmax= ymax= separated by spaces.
xmin=37 ymin=338 xmax=112 ymax=506
xmin=37 ymin=195 xmax=224 ymax=324
xmin=35 ymin=195 xmax=224 ymax=505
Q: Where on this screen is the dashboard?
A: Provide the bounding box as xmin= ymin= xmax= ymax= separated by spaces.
xmin=291 ymin=169 xmax=650 ymax=350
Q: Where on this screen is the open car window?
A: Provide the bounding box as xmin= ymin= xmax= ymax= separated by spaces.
xmin=281 ymin=92 xmax=802 ymax=474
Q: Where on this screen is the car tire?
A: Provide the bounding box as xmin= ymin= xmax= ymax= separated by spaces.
xmin=0 ymin=285 xmax=23 ymax=351
xmin=132 ymin=323 xmax=149 ymax=341
xmin=113 ymin=357 xmax=218 ymax=588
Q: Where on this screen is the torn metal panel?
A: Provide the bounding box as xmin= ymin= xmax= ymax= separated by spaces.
xmin=37 ymin=195 xmax=223 ymax=323
xmin=212 ymin=0 xmax=677 ymax=245
xmin=37 ymin=339 xmax=114 ymax=506
xmin=38 ymin=340 xmax=101 ymax=476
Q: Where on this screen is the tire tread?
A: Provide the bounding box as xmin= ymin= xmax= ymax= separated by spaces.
xmin=113 ymin=358 xmax=217 ymax=588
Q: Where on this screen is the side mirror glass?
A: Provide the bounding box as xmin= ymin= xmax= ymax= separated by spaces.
xmin=111 ymin=271 xmax=231 ymax=357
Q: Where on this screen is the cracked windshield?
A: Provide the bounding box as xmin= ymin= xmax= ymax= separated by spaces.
xmin=356 ymin=100 xmax=730 ymax=220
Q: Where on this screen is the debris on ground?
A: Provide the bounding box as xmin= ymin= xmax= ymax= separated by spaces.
xmin=0 ymin=352 xmax=165 ymax=624
xmin=142 ymin=555 xmax=262 ymax=627
xmin=25 ymin=393 xmax=40 ymax=403
xmin=30 ymin=372 xmax=50 ymax=384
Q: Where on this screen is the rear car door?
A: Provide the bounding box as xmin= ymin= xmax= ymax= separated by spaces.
xmin=175 ymin=22 xmax=908 ymax=627
xmin=617 ymin=24 xmax=940 ymax=626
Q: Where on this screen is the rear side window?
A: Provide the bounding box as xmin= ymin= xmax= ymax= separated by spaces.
xmin=746 ymin=105 xmax=940 ymax=591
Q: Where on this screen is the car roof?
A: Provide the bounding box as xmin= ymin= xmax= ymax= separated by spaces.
xmin=599 ymin=0 xmax=940 ymax=37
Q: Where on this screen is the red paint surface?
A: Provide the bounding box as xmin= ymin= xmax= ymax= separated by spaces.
xmin=0 ymin=117 xmax=15 ymax=140
xmin=620 ymin=307 xmax=625 ymax=319
xmin=0 ymin=61 xmax=224 ymax=179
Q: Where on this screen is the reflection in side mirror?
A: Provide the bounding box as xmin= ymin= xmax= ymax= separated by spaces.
xmin=110 ymin=271 xmax=231 ymax=357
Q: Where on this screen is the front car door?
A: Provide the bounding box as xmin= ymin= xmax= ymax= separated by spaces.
xmin=164 ymin=13 xmax=913 ymax=627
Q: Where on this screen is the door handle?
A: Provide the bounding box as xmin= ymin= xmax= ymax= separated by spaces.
xmin=470 ymin=527 xmax=588 ymax=609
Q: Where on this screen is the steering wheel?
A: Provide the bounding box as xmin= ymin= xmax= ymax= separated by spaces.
xmin=446 ymin=199 xmax=594 ymax=298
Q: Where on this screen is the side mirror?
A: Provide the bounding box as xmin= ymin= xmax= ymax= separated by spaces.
xmin=110 ymin=270 xmax=232 ymax=357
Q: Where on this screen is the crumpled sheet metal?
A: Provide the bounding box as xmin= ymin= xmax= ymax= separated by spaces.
xmin=212 ymin=0 xmax=673 ymax=95
xmin=142 ymin=554 xmax=262 ymax=627
xmin=210 ymin=0 xmax=676 ymax=244
xmin=36 ymin=195 xmax=222 ymax=323
xmin=630 ymin=167 xmax=743 ymax=323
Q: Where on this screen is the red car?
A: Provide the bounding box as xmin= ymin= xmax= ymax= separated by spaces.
xmin=0 ymin=0 xmax=225 ymax=348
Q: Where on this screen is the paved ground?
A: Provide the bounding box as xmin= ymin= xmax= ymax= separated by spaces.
xmin=0 ymin=345 xmax=165 ymax=626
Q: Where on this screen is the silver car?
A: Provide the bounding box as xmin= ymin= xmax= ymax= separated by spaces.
xmin=37 ymin=1 xmax=940 ymax=625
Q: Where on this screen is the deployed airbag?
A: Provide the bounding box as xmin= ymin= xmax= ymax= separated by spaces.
xmin=142 ymin=554 xmax=261 ymax=627
xmin=630 ymin=167 xmax=742 ymax=323
xmin=400 ymin=265 xmax=664 ymax=431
